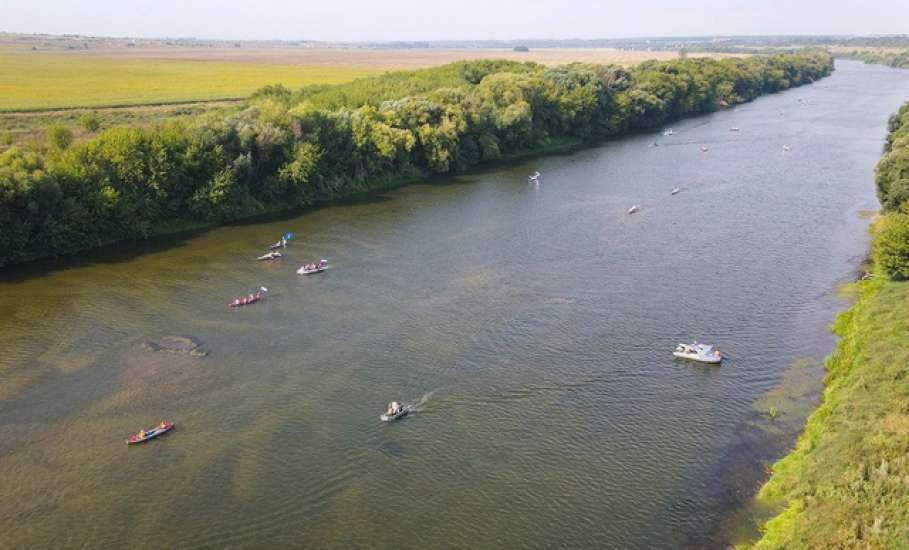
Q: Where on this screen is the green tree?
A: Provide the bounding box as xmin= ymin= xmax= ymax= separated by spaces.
xmin=80 ymin=113 xmax=101 ymax=133
xmin=873 ymin=209 xmax=909 ymax=280
xmin=47 ymin=125 xmax=73 ymax=151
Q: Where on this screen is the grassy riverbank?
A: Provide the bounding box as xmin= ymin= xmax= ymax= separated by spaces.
xmin=744 ymin=99 xmax=909 ymax=549
xmin=742 ymin=277 xmax=909 ymax=548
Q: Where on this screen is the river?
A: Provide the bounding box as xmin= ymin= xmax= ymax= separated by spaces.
xmin=2 ymin=60 xmax=908 ymax=549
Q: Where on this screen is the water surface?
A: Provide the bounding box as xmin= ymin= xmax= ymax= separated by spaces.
xmin=2 ymin=61 xmax=908 ymax=549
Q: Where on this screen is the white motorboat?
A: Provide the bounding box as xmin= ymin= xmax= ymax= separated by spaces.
xmin=673 ymin=342 xmax=723 ymax=364
xmin=627 ymin=205 xmax=640 ymax=214
xmin=297 ymin=259 xmax=329 ymax=275
xmin=528 ymin=171 xmax=541 ymax=182
xmin=782 ymin=145 xmax=791 ymax=151
xmin=730 ymin=127 xmax=740 ymax=132
xmin=701 ymin=146 xmax=709 ymax=152
xmin=663 ymin=128 xmax=674 ymax=136
xmin=671 ymin=187 xmax=681 ymax=195
xmin=380 ymin=401 xmax=411 ymax=422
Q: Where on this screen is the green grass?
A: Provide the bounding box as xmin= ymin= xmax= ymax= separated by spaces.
xmin=0 ymin=52 xmax=381 ymax=110
xmin=741 ymin=278 xmax=909 ymax=549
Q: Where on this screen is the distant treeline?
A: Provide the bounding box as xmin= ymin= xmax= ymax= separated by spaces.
xmin=0 ymin=51 xmax=833 ymax=266
xmin=840 ymin=49 xmax=909 ymax=70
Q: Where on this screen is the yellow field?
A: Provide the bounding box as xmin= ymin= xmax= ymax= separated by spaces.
xmin=0 ymin=46 xmax=737 ymax=111
xmin=0 ymin=52 xmax=382 ymax=110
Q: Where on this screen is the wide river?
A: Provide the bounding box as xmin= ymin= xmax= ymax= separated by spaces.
xmin=2 ymin=61 xmax=909 ymax=549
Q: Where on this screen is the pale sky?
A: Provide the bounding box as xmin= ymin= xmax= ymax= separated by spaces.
xmin=1 ymin=0 xmax=907 ymax=42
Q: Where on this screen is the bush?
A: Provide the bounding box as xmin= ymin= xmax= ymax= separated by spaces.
xmin=46 ymin=125 xmax=73 ymax=150
xmin=80 ymin=113 xmax=101 ymax=132
xmin=873 ymin=209 xmax=909 ymax=280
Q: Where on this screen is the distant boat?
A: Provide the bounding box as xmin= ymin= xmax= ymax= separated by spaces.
xmin=730 ymin=127 xmax=740 ymax=132
xmin=673 ymin=342 xmax=723 ymax=364
xmin=229 ymin=287 xmax=267 ymax=308
xmin=782 ymin=145 xmax=791 ymax=151
xmin=663 ymin=128 xmax=674 ymax=136
xmin=627 ymin=205 xmax=640 ymax=214
xmin=297 ymin=259 xmax=329 ymax=275
xmin=528 ymin=171 xmax=540 ymax=182
xmin=701 ymin=146 xmax=709 ymax=152
xmin=671 ymin=187 xmax=681 ymax=195
xmin=127 ymin=421 xmax=174 ymax=445
xmin=257 ymin=251 xmax=282 ymax=261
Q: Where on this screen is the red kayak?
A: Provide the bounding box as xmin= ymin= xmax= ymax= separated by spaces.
xmin=127 ymin=421 xmax=174 ymax=445
xmin=228 ymin=287 xmax=268 ymax=308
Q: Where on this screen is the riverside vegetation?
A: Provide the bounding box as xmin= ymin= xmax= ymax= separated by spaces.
xmin=0 ymin=51 xmax=833 ymax=266
xmin=745 ymin=99 xmax=909 ymax=548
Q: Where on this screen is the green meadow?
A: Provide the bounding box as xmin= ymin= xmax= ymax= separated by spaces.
xmin=0 ymin=52 xmax=381 ymax=110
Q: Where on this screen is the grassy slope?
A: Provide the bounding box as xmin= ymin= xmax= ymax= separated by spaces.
xmin=745 ymin=277 xmax=909 ymax=548
xmin=0 ymin=52 xmax=381 ymax=110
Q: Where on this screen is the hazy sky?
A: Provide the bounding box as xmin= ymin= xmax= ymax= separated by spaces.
xmin=2 ymin=0 xmax=907 ymax=42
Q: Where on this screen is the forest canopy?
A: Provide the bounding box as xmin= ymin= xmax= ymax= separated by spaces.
xmin=0 ymin=51 xmax=834 ymax=266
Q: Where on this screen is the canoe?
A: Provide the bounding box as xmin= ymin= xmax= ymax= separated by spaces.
xmin=127 ymin=422 xmax=174 ymax=445
xmin=228 ymin=288 xmax=267 ymax=308
xmin=257 ymin=252 xmax=282 ymax=261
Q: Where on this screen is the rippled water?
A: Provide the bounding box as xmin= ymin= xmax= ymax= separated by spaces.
xmin=2 ymin=61 xmax=908 ymax=549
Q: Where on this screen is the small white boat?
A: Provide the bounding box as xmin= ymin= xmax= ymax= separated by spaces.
xmin=730 ymin=127 xmax=740 ymax=132
xmin=380 ymin=401 xmax=411 ymax=422
xmin=297 ymin=259 xmax=329 ymax=275
xmin=257 ymin=251 xmax=282 ymax=261
xmin=673 ymin=342 xmax=723 ymax=364
xmin=528 ymin=171 xmax=541 ymax=182
xmin=701 ymin=146 xmax=709 ymax=153
xmin=782 ymin=145 xmax=791 ymax=151
xmin=627 ymin=205 xmax=640 ymax=214
xmin=671 ymin=187 xmax=681 ymax=195
xmin=663 ymin=128 xmax=674 ymax=136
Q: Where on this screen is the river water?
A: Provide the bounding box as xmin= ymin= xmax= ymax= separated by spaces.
xmin=2 ymin=61 xmax=908 ymax=549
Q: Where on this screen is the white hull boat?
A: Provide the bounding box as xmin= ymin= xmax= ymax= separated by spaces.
xmin=297 ymin=259 xmax=329 ymax=275
xmin=627 ymin=205 xmax=640 ymax=214
xmin=673 ymin=343 xmax=723 ymax=364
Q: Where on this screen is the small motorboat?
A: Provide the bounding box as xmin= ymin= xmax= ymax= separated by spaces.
xmin=782 ymin=145 xmax=791 ymax=151
xmin=671 ymin=187 xmax=681 ymax=195
xmin=127 ymin=421 xmax=174 ymax=445
xmin=627 ymin=205 xmax=640 ymax=214
xmin=673 ymin=342 xmax=723 ymax=364
xmin=380 ymin=401 xmax=410 ymax=422
xmin=228 ymin=287 xmax=268 ymax=308
xmin=701 ymin=146 xmax=709 ymax=153
xmin=663 ymin=128 xmax=674 ymax=136
xmin=257 ymin=251 xmax=282 ymax=261
xmin=267 ymin=232 xmax=295 ymax=250
xmin=528 ymin=171 xmax=541 ymax=182
xmin=730 ymin=127 xmax=740 ymax=132
xmin=297 ymin=259 xmax=328 ymax=275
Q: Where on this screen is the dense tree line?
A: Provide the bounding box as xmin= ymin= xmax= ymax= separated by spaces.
xmin=873 ymin=99 xmax=909 ymax=279
xmin=0 ymin=52 xmax=833 ymax=266
xmin=841 ymin=49 xmax=909 ymax=70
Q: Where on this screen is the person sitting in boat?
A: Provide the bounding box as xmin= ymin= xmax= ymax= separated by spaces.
xmin=387 ymin=402 xmax=400 ymax=415
xmin=159 ymin=421 xmax=167 ymax=429
xmin=138 ymin=429 xmax=146 ymax=438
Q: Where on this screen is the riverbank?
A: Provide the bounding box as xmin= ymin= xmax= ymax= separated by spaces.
xmin=0 ymin=52 xmax=833 ymax=267
xmin=741 ymin=277 xmax=909 ymax=548
xmin=743 ymin=99 xmax=909 ymax=548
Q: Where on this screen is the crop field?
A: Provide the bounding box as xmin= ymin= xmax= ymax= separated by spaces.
xmin=0 ymin=46 xmax=737 ymax=111
xmin=0 ymin=51 xmax=382 ymax=110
